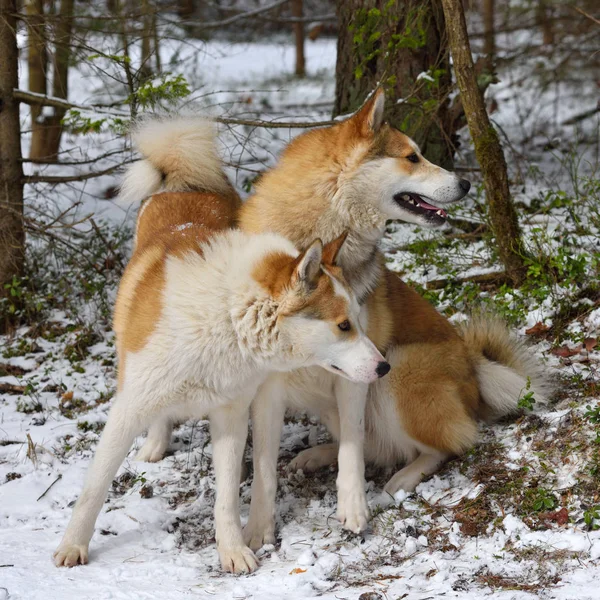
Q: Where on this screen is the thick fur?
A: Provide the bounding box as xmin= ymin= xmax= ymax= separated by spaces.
xmin=120 ymin=117 xmax=236 ymax=206
xmin=54 ymin=119 xmax=387 ymax=574
xmin=460 ymin=314 xmax=549 ymax=420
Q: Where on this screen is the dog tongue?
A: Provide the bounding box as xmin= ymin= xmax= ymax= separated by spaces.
xmin=417 ymin=198 xmax=447 ymax=217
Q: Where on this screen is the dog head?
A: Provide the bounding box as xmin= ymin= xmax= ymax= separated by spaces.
xmin=338 ymin=88 xmax=470 ymax=228
xmin=253 ymin=233 xmax=388 ymax=383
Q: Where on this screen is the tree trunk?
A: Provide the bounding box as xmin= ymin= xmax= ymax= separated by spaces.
xmin=292 ymin=0 xmax=305 ymax=77
xmin=334 ymin=0 xmax=454 ymax=169
xmin=537 ymin=0 xmax=554 ymax=46
xmin=0 ymin=0 xmax=26 ymax=331
xmin=41 ymin=0 xmax=74 ymax=161
xmin=441 ymin=0 xmax=527 ymax=286
xmin=152 ymin=10 xmax=161 ymax=74
xmin=140 ymin=0 xmax=154 ymax=81
xmin=482 ymin=0 xmax=495 ymax=72
xmin=25 ymin=0 xmax=48 ymax=160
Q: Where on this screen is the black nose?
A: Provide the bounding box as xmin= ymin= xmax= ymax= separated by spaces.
xmin=376 ymin=361 xmax=391 ymax=378
xmin=459 ymin=179 xmax=471 ymax=193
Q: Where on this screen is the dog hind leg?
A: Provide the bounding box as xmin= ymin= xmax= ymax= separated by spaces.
xmin=136 ymin=417 xmax=173 ymax=462
xmin=54 ymin=394 xmax=150 ymax=567
xmin=287 ymin=443 xmax=338 ymax=472
xmin=383 ymin=450 xmax=448 ymax=495
xmin=244 ymin=375 xmax=287 ymax=552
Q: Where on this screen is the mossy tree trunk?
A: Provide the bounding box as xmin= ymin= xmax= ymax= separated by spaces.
xmin=441 ymin=0 xmax=527 ymax=285
xmin=333 ymin=0 xmax=455 ymax=169
xmin=0 ymin=0 xmax=25 ymax=331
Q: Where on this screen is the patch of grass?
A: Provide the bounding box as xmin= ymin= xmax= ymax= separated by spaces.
xmin=77 ymin=420 xmax=105 ymax=434
xmin=64 ymin=327 xmax=102 ymax=364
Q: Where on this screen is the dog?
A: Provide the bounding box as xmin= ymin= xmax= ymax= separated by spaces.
xmin=53 ymin=118 xmax=389 ymax=574
xmin=236 ymin=88 xmax=548 ymax=548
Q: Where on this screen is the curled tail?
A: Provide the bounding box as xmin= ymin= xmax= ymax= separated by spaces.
xmin=119 ymin=117 xmax=234 ymax=205
xmin=459 ymin=315 xmax=550 ymax=421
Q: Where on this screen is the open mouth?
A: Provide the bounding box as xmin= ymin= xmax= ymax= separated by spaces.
xmin=393 ymin=193 xmax=448 ymax=225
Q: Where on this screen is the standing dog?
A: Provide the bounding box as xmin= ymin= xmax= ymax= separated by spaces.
xmin=53 ymin=119 xmax=389 ymax=574
xmin=237 ymin=89 xmax=547 ymax=548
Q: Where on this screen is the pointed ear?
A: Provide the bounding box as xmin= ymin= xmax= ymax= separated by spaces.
xmin=292 ymin=239 xmax=323 ymax=289
xmin=322 ymin=231 xmax=349 ymax=266
xmin=352 ymin=87 xmax=385 ymax=136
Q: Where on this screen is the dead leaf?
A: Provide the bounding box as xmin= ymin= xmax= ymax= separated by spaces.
xmin=525 ymin=322 xmax=550 ymax=335
xmin=539 ymin=507 xmax=569 ymax=526
xmin=61 ymin=390 xmax=74 ymax=401
xmin=289 ymin=568 xmax=307 ymax=575
xmin=551 ymin=345 xmax=582 ymax=358
xmin=584 ymin=337 xmax=598 ymax=352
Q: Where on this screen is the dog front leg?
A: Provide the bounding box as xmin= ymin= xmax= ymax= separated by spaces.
xmin=334 ymin=378 xmax=370 ymax=533
xmin=54 ymin=394 xmax=148 ymax=567
xmin=243 ymin=375 xmax=286 ymax=551
xmin=209 ymin=402 xmax=258 ymax=574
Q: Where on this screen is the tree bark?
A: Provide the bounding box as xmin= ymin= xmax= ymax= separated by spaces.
xmin=482 ymin=0 xmax=495 ymax=72
xmin=441 ymin=0 xmax=527 ymax=285
xmin=0 ymin=0 xmax=26 ymax=330
xmin=292 ymin=0 xmax=305 ymax=77
xmin=41 ymin=0 xmax=74 ymax=161
xmin=334 ymin=0 xmax=454 ymax=169
xmin=25 ymin=0 xmax=49 ymax=160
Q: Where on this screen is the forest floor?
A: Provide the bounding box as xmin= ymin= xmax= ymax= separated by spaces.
xmin=1 ymin=33 xmax=600 ymax=600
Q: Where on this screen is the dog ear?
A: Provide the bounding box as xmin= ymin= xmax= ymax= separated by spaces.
xmin=353 ymin=87 xmax=385 ymax=136
xmin=322 ymin=231 xmax=348 ymax=266
xmin=292 ymin=238 xmax=323 ymax=288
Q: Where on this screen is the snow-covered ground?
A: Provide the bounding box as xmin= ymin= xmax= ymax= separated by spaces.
xmin=2 ymin=27 xmax=600 ymax=600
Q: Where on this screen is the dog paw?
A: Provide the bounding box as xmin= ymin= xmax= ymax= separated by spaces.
xmin=135 ymin=439 xmax=167 ymax=463
xmin=53 ymin=543 xmax=89 ymax=567
xmin=336 ymin=486 xmax=370 ymax=533
xmin=243 ymin=519 xmax=276 ymax=552
xmin=383 ymin=469 xmax=420 ymax=496
xmin=287 ymin=446 xmax=336 ymax=473
xmin=218 ymin=544 xmax=258 ymax=574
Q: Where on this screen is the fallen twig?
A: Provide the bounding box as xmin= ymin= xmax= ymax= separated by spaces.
xmin=426 ymin=271 xmax=510 ymax=290
xmin=37 ymin=474 xmax=63 ymax=501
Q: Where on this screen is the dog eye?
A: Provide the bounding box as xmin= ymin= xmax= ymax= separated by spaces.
xmin=338 ymin=320 xmax=351 ymax=332
xmin=406 ymin=153 xmax=419 ymax=163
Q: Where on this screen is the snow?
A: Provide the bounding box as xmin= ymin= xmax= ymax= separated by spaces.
xmin=3 ymin=20 xmax=600 ymax=600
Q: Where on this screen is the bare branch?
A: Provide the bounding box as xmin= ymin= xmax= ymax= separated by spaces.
xmin=574 ymin=6 xmax=600 ymax=26
xmin=23 ymin=163 xmax=130 ymax=184
xmin=14 ymin=88 xmax=338 ymax=129
xmin=177 ymin=0 xmax=291 ymax=30
xmin=13 ymin=89 xmax=129 ymax=117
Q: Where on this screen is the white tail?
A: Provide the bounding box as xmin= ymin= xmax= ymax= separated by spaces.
xmin=459 ymin=315 xmax=550 ymax=420
xmin=119 ymin=117 xmax=230 ymax=205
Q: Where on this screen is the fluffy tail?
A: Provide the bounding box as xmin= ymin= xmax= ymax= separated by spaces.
xmin=459 ymin=315 xmax=550 ymax=421
xmin=119 ymin=117 xmax=232 ymax=205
